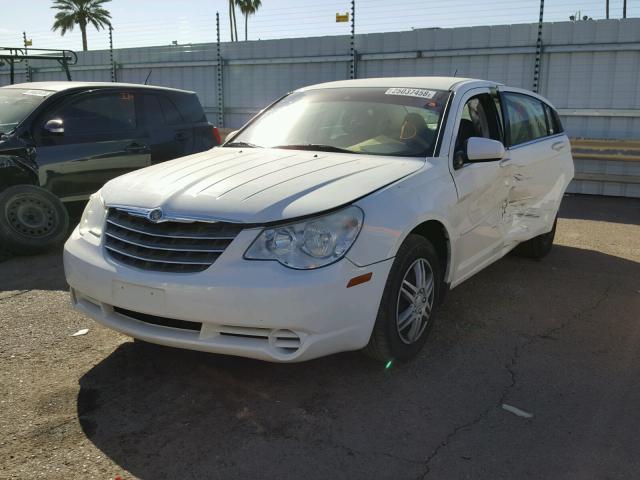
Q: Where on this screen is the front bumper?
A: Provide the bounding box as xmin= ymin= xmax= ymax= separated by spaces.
xmin=64 ymin=227 xmax=393 ymax=362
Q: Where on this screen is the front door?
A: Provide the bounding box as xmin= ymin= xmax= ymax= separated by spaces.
xmin=34 ymin=90 xmax=150 ymax=202
xmin=449 ymin=88 xmax=510 ymax=285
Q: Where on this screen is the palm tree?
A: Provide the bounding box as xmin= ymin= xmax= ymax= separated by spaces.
xmin=51 ymin=0 xmax=112 ymax=51
xmin=238 ymin=0 xmax=262 ymax=41
xmin=229 ymin=0 xmax=239 ymax=42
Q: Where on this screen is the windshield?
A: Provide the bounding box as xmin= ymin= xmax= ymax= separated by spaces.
xmin=227 ymin=87 xmax=450 ymax=157
xmin=0 ymin=88 xmax=53 ymax=134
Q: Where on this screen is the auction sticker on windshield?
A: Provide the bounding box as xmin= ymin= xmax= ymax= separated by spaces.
xmin=385 ymin=87 xmax=437 ymax=99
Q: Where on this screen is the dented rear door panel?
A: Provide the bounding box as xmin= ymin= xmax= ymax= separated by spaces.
xmin=499 ymin=135 xmax=572 ymax=244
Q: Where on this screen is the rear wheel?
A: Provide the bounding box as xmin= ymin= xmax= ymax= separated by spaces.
xmin=0 ymin=185 xmax=69 ymax=254
xmin=515 ymin=217 xmax=557 ymax=259
xmin=363 ymin=234 xmax=443 ymax=363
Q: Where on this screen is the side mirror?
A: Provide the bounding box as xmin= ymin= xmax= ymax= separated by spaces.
xmin=44 ymin=118 xmax=64 ymax=135
xmin=466 ymin=137 xmax=505 ymax=162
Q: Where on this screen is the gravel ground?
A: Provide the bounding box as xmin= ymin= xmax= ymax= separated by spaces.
xmin=0 ymin=194 xmax=639 ymax=480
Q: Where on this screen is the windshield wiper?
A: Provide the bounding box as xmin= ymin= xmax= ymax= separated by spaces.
xmin=273 ymin=144 xmax=355 ymax=154
xmin=224 ymin=141 xmax=263 ymax=148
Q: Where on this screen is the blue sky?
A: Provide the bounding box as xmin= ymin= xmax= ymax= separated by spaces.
xmin=0 ymin=0 xmax=635 ymax=51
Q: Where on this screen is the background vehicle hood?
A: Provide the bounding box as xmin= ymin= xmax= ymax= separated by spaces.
xmin=101 ymin=148 xmax=424 ymax=223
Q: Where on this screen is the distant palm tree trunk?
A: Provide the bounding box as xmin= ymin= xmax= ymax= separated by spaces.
xmin=228 ymin=0 xmax=234 ymax=41
xmin=245 ymin=13 xmax=248 ymax=41
xmin=232 ymin=5 xmax=238 ymax=41
xmin=606 ymin=0 xmax=609 ymax=19
xmin=80 ymin=20 xmax=88 ymax=51
xmin=623 ymin=0 xmax=627 ymax=18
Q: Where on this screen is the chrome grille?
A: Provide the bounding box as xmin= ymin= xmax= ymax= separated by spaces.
xmin=104 ymin=208 xmax=243 ymax=273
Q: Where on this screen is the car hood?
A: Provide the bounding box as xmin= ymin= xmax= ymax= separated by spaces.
xmin=100 ymin=147 xmax=424 ymax=223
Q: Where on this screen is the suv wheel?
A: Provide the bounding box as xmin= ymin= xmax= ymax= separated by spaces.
xmin=0 ymin=185 xmax=69 ymax=254
xmin=363 ymin=234 xmax=443 ymax=363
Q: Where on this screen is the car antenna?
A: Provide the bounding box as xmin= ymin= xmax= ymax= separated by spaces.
xmin=453 ymin=68 xmax=458 ymax=77
xmin=144 ymin=69 xmax=153 ymax=85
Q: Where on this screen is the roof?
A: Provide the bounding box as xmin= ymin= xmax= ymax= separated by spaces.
xmin=2 ymin=81 xmax=194 ymax=94
xmin=298 ymin=76 xmax=501 ymax=92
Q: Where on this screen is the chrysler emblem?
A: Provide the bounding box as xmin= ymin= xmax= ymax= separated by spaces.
xmin=148 ymin=208 xmax=163 ymax=223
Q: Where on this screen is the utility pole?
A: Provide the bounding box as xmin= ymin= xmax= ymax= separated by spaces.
xmin=216 ymin=12 xmax=224 ymax=128
xmin=532 ymin=0 xmax=544 ymax=93
xmin=109 ymin=25 xmax=116 ymax=82
xmin=606 ymin=0 xmax=610 ymax=19
xmin=350 ymin=0 xmax=356 ymax=79
xmin=623 ymin=0 xmax=627 ymax=18
xmin=23 ymin=31 xmax=31 ymax=82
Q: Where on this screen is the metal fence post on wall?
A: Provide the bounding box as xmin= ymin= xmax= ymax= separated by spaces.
xmin=350 ymin=0 xmax=356 ymax=79
xmin=216 ymin=12 xmax=225 ymax=128
xmin=532 ymin=0 xmax=544 ymax=93
xmin=23 ymin=31 xmax=31 ymax=82
xmin=109 ymin=25 xmax=117 ymax=82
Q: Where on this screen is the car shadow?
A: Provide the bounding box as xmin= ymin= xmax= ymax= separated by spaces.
xmin=0 ymin=203 xmax=82 ymax=292
xmin=76 ymin=243 xmax=639 ymax=479
xmin=559 ymin=193 xmax=640 ymax=225
xmin=0 ymin=248 xmax=68 ymax=292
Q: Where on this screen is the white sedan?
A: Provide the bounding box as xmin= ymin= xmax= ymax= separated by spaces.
xmin=64 ymin=76 xmax=574 ymax=362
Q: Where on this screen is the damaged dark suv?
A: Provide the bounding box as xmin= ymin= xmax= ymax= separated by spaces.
xmin=0 ymin=81 xmax=219 ymax=254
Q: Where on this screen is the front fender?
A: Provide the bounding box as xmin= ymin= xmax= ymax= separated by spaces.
xmin=0 ymin=154 xmax=38 ymax=191
xmin=348 ymin=159 xmax=458 ymax=281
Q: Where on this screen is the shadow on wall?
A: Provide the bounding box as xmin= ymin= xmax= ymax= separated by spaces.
xmin=75 ymin=243 xmax=639 ymax=480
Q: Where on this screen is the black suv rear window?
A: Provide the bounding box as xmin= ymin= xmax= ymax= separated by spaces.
xmin=171 ymin=93 xmax=206 ymax=124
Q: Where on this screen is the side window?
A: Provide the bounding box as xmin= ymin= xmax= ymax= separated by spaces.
xmin=503 ymin=93 xmax=547 ymax=146
xmin=544 ymin=103 xmax=564 ymax=135
xmin=54 ymin=92 xmax=137 ymax=143
xmin=158 ymin=95 xmax=183 ymax=125
xmin=143 ymin=94 xmax=165 ymax=128
xmin=455 ymin=94 xmax=501 ymax=151
xmin=175 ymin=94 xmax=207 ymax=123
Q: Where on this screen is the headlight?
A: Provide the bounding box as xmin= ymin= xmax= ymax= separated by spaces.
xmin=245 ymin=206 xmax=364 ymax=269
xmin=78 ymin=192 xmax=106 ymax=238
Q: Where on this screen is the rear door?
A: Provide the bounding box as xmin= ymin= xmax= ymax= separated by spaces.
xmin=158 ymin=93 xmax=195 ymax=159
xmin=497 ymin=89 xmax=572 ymax=244
xmin=172 ymin=92 xmax=215 ymax=153
xmin=34 ymin=90 xmax=150 ymax=202
xmin=141 ymin=93 xmax=190 ymax=164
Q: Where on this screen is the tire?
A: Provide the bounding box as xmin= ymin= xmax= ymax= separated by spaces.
xmin=515 ymin=217 xmax=557 ymax=259
xmin=363 ymin=234 xmax=444 ymax=363
xmin=0 ymin=185 xmax=69 ymax=255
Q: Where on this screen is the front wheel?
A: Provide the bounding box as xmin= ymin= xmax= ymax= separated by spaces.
xmin=0 ymin=185 xmax=69 ymax=254
xmin=363 ymin=234 xmax=443 ymax=363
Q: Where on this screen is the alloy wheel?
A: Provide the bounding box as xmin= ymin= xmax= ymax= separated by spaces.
xmin=396 ymin=257 xmax=435 ymax=344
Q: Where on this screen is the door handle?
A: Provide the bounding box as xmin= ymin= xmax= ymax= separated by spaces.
xmin=175 ymin=132 xmax=189 ymax=141
xmin=551 ymin=141 xmax=565 ymax=151
xmin=125 ymin=143 xmax=149 ymax=153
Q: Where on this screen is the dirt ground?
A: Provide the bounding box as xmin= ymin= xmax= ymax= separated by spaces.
xmin=1 ymin=194 xmax=639 ymax=480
